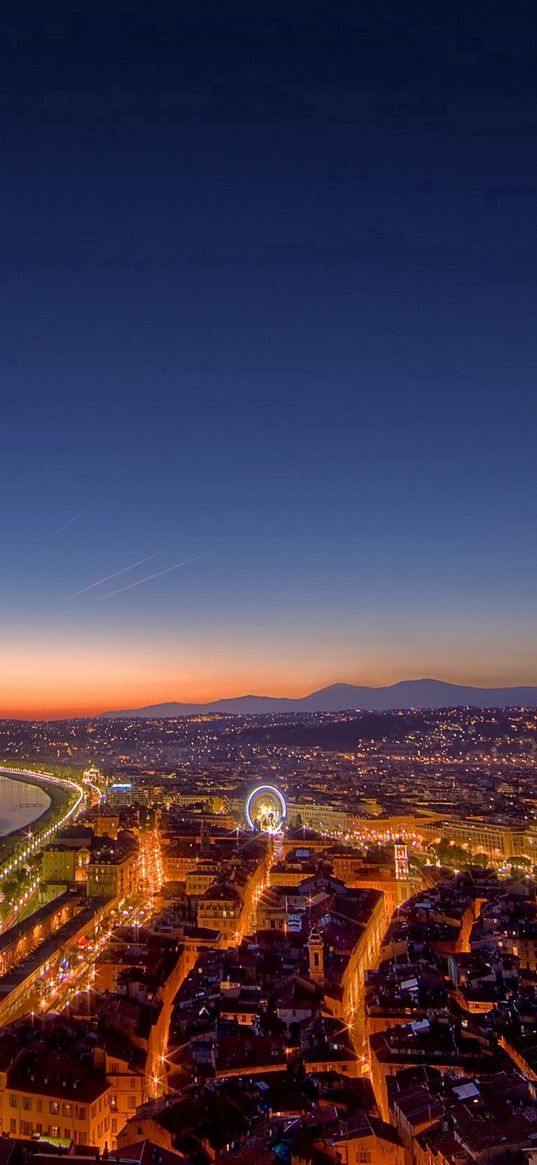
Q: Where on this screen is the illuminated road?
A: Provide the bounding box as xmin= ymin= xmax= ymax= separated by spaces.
xmin=41 ymin=827 xmax=163 ymax=1017
xmin=39 ymin=899 xmax=153 ymax=1015
xmin=139 ymin=826 xmax=163 ymax=895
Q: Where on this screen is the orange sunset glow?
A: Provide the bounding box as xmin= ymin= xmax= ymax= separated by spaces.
xmin=3 ymin=621 xmax=537 ymax=719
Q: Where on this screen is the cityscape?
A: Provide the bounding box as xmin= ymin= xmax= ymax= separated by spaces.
xmin=3 ymin=3 xmax=537 ymax=1165
xmin=0 ymin=705 xmax=535 ymax=1162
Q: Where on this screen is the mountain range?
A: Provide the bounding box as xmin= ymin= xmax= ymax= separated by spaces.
xmin=100 ymin=678 xmax=537 ymax=718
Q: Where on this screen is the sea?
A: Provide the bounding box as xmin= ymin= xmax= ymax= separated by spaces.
xmin=0 ymin=772 xmax=51 ymax=837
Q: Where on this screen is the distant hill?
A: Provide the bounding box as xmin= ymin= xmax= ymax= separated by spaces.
xmin=100 ymin=678 xmax=537 ymax=718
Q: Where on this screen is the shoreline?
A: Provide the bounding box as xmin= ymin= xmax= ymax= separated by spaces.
xmin=0 ymin=770 xmax=51 ymax=835
xmin=0 ymin=768 xmax=79 ymax=865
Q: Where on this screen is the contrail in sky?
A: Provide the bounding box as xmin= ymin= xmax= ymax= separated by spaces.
xmin=50 ymin=502 xmax=95 ymax=539
xmin=96 ymin=554 xmax=206 ymax=600
xmin=67 ymin=555 xmax=156 ymax=600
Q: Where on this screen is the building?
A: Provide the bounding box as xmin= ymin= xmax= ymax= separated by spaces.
xmin=197 ymin=882 xmax=243 ymax=944
xmin=287 ymin=802 xmax=355 ymax=834
xmin=0 ymin=1041 xmax=112 ymax=1150
xmin=421 ymin=818 xmax=530 ymax=859
xmin=86 ymin=838 xmax=139 ymax=905
xmin=108 ymin=784 xmax=134 ymax=808
xmin=41 ymin=845 xmax=90 ymax=888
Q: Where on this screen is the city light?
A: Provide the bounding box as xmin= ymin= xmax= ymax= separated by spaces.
xmin=244 ymin=784 xmax=287 ymax=834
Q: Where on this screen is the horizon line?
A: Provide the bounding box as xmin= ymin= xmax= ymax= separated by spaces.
xmin=3 ymin=673 xmax=537 ymax=722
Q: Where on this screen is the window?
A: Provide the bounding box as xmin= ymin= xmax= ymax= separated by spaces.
xmin=9 ymin=1096 xmax=17 ymax=1109
xmin=51 ymin=1125 xmax=60 ymax=1138
xmin=22 ymin=1097 xmax=32 ymax=1111
xmin=111 ymin=1119 xmax=117 ymax=1134
xmin=63 ymin=1104 xmax=72 ymax=1117
xmin=76 ymin=1106 xmax=86 ymax=1121
xmin=357 ymin=1154 xmax=371 ymax=1164
xmin=10 ymin=1120 xmax=16 ymax=1134
xmin=36 ymin=1124 xmax=42 ymax=1135
xmin=64 ymin=1129 xmax=70 ymax=1139
xmin=49 ymin=1101 xmax=59 ymax=1115
xmin=128 ymin=1096 xmax=137 ymax=1109
xmin=21 ymin=1121 xmax=32 ymax=1136
xmin=36 ymin=1100 xmax=42 ymax=1114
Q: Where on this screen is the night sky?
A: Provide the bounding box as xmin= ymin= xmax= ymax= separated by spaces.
xmin=2 ymin=2 xmax=537 ymax=716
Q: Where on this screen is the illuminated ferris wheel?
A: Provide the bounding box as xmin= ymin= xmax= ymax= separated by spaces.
xmin=244 ymin=784 xmax=287 ymax=834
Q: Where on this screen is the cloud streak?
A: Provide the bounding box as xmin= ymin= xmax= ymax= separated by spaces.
xmin=96 ymin=554 xmax=206 ymax=600
xmin=66 ymin=555 xmax=156 ymax=601
xmin=50 ymin=503 xmax=95 ymax=540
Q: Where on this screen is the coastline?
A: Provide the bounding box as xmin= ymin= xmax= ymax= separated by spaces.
xmin=0 ymin=768 xmax=76 ymax=863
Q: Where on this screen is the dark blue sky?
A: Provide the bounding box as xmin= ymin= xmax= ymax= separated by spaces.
xmin=2 ymin=1 xmax=537 ymax=715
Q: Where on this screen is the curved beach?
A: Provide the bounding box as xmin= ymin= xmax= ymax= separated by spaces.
xmin=0 ymin=771 xmax=51 ymax=837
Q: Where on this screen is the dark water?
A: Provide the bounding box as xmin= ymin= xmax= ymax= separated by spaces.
xmin=0 ymin=773 xmax=51 ymax=837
